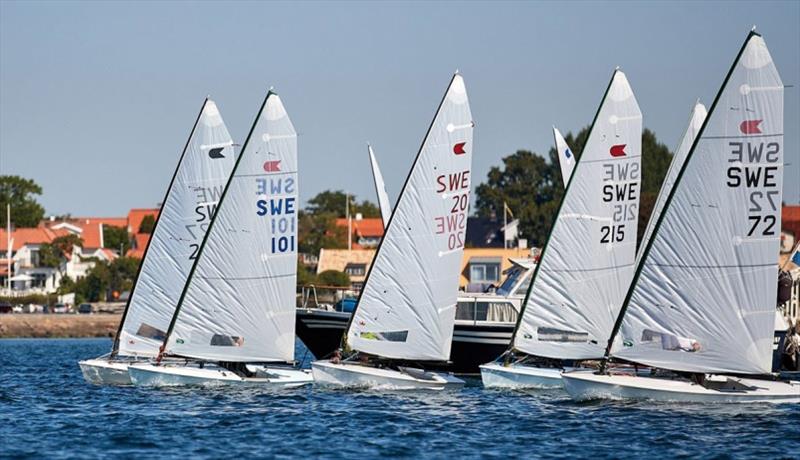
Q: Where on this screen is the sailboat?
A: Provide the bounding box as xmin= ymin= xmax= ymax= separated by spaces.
xmin=562 ymin=30 xmax=800 ymax=403
xmin=637 ymin=101 xmax=706 ymax=257
xmin=79 ymin=98 xmax=236 ymax=385
xmin=128 ymin=90 xmax=312 ymax=387
xmin=311 ymin=73 xmax=474 ymax=390
xmin=552 ymin=126 xmax=576 ymax=187
xmin=368 ymin=144 xmax=392 ymax=229
xmin=480 ymin=70 xmax=643 ymax=388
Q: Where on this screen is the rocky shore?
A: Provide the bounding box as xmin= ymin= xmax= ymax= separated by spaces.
xmin=0 ymin=314 xmax=121 ymax=338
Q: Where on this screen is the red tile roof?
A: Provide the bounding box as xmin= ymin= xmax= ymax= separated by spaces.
xmin=128 ymin=208 xmax=159 ymax=234
xmin=0 ymin=226 xmax=62 ymax=251
xmin=335 ymin=218 xmax=385 ymax=238
xmin=783 ymin=205 xmax=800 ymax=239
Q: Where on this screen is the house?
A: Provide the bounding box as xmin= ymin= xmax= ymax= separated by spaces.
xmin=334 ymin=216 xmax=385 ymax=249
xmin=459 ymin=247 xmax=535 ymax=292
xmin=316 ymin=248 xmax=376 ymax=291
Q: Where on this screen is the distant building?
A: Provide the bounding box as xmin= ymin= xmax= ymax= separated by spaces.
xmin=334 ymin=216 xmax=384 ymax=249
xmin=316 ymin=248 xmax=376 ymax=291
xmin=0 ymin=207 xmax=159 ymax=295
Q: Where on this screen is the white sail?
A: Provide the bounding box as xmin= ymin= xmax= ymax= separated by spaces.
xmin=116 ymin=99 xmax=236 ymax=357
xmin=368 ymin=144 xmax=392 ymax=229
xmin=347 ymin=74 xmax=473 ymax=361
xmin=613 ymin=33 xmax=784 ymax=375
xmin=513 ymin=70 xmax=642 ymax=360
xmin=637 ymin=101 xmax=707 ymax=258
xmin=164 ymin=92 xmax=299 ymax=362
xmin=553 ymin=126 xmax=576 ymax=187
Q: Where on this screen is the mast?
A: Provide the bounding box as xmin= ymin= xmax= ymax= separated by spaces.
xmin=508 ymin=69 xmax=620 ymax=351
xmin=111 ymin=97 xmax=209 ymax=356
xmin=158 ymin=91 xmax=274 ymax=360
xmin=599 ymin=31 xmax=764 ymax=369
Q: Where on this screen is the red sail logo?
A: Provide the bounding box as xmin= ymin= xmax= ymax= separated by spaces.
xmin=453 ymin=142 xmax=467 ymax=155
xmin=740 ymin=120 xmax=762 ymax=135
xmin=610 ymin=144 xmax=626 ymax=157
xmin=263 ymin=160 xmax=281 ymax=172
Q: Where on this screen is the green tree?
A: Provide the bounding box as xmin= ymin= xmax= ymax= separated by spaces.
xmin=474 ymin=127 xmax=673 ymax=247
xmin=138 ymin=214 xmax=156 ymax=234
xmin=298 ymin=211 xmax=347 ymax=255
xmin=297 ymin=261 xmax=316 ymax=286
xmin=0 ymin=175 xmax=45 ymax=227
xmin=316 ymin=270 xmax=350 ymax=287
xmin=305 ymin=190 xmax=380 ymax=218
xmin=102 ymin=225 xmax=131 ymax=254
xmin=38 ymin=234 xmax=83 ymax=276
xmin=75 ymin=262 xmax=111 ymax=302
xmin=108 ymin=256 xmax=141 ymax=295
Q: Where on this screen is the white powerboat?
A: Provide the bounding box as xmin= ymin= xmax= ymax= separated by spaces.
xmin=130 ymin=90 xmax=310 ymax=388
xmin=563 ymin=30 xmax=800 ymax=404
xmin=79 ymin=98 xmax=237 ymax=385
xmin=312 ymin=73 xmax=473 ymax=389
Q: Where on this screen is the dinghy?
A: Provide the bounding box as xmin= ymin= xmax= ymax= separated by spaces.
xmin=311 ymin=73 xmax=474 ymax=390
xmin=368 ymin=144 xmax=392 ymax=229
xmin=79 ymin=98 xmax=236 ymax=385
xmin=481 ymin=70 xmax=643 ymax=388
xmin=562 ymin=30 xmax=800 ymax=403
xmin=129 ymin=90 xmax=311 ymax=388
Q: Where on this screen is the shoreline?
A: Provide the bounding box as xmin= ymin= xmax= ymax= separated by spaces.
xmin=0 ymin=314 xmax=121 ymax=338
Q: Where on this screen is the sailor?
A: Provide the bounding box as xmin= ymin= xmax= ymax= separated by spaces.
xmin=781 ymin=320 xmax=800 ymax=371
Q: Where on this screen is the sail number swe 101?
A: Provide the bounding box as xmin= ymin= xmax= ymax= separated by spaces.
xmin=434 ymin=170 xmax=470 ymax=250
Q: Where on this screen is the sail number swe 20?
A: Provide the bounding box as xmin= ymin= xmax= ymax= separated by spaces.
xmin=434 ymin=170 xmax=470 ymax=250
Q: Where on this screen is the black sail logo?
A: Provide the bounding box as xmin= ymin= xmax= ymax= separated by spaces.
xmin=208 ymin=147 xmax=225 ymax=159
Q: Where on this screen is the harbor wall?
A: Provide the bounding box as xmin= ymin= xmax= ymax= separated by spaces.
xmin=0 ymin=314 xmax=121 ymax=338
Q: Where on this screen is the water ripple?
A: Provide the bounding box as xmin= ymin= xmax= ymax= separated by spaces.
xmin=0 ymin=338 xmax=797 ymax=459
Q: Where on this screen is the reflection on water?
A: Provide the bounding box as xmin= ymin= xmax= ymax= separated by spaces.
xmin=1 ymin=338 xmax=797 ymax=458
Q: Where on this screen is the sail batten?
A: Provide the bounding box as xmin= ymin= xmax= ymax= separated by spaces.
xmin=611 ymin=32 xmax=784 ymax=375
xmin=116 ymin=99 xmax=236 ymax=358
xmin=163 ymin=92 xmax=299 ymax=363
xmin=513 ymin=70 xmax=642 ymax=361
xmin=346 ymin=74 xmax=473 ymax=361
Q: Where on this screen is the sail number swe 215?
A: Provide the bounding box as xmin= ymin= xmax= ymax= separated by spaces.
xmin=434 ymin=170 xmax=470 ymax=250
xmin=726 ymin=141 xmax=780 ymax=237
xmin=600 ymin=161 xmax=639 ymax=244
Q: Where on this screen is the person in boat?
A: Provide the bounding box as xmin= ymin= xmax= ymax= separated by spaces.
xmin=781 ymin=320 xmax=800 ymax=371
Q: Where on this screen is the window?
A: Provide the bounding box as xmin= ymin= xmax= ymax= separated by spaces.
xmin=359 ymin=330 xmax=408 ymax=342
xmin=456 ymin=301 xmax=517 ymax=322
xmin=210 ymin=334 xmax=245 ymax=346
xmin=469 ymin=263 xmax=500 ymax=283
xmin=496 ymin=267 xmax=521 ymax=296
xmin=538 ymin=327 xmax=590 ymax=343
xmin=345 ymin=263 xmax=366 ymax=276
xmin=136 ymin=323 xmax=167 ymax=341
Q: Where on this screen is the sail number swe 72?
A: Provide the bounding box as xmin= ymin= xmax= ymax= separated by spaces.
xmin=726 ymin=141 xmax=780 ymax=237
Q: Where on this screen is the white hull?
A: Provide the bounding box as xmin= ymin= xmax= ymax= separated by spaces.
xmin=562 ymin=371 xmax=800 ymax=403
xmin=312 ymin=360 xmax=464 ymax=390
xmin=479 ymin=362 xmax=566 ymax=389
xmin=128 ymin=363 xmax=313 ymax=388
xmin=79 ymin=358 xmax=133 ymax=385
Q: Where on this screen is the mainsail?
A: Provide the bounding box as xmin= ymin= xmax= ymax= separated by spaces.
xmin=552 ymin=126 xmax=576 ymax=187
xmin=346 ymin=74 xmax=473 ymax=361
xmin=163 ymin=91 xmax=299 ymax=362
xmin=115 ymin=99 xmax=236 ymax=357
xmin=368 ymin=144 xmax=392 ymax=228
xmin=612 ymin=32 xmax=784 ymax=375
xmin=513 ymin=70 xmax=642 ymax=360
xmin=637 ymin=101 xmax=707 ymax=257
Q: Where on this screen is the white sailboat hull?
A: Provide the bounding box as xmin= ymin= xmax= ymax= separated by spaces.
xmin=128 ymin=363 xmax=313 ymax=388
xmin=479 ymin=362 xmax=567 ymax=388
xmin=562 ymin=371 xmax=800 ymax=403
xmin=312 ymin=360 xmax=464 ymax=390
xmin=78 ymin=358 xmax=133 ymax=385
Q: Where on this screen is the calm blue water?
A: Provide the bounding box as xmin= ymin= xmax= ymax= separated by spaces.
xmin=1 ymin=338 xmax=797 ymax=459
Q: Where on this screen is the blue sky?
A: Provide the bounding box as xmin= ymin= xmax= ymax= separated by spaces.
xmin=1 ymin=1 xmax=798 ymax=216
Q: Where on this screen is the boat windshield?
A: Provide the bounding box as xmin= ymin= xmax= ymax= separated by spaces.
xmin=496 ymin=266 xmax=532 ymax=297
